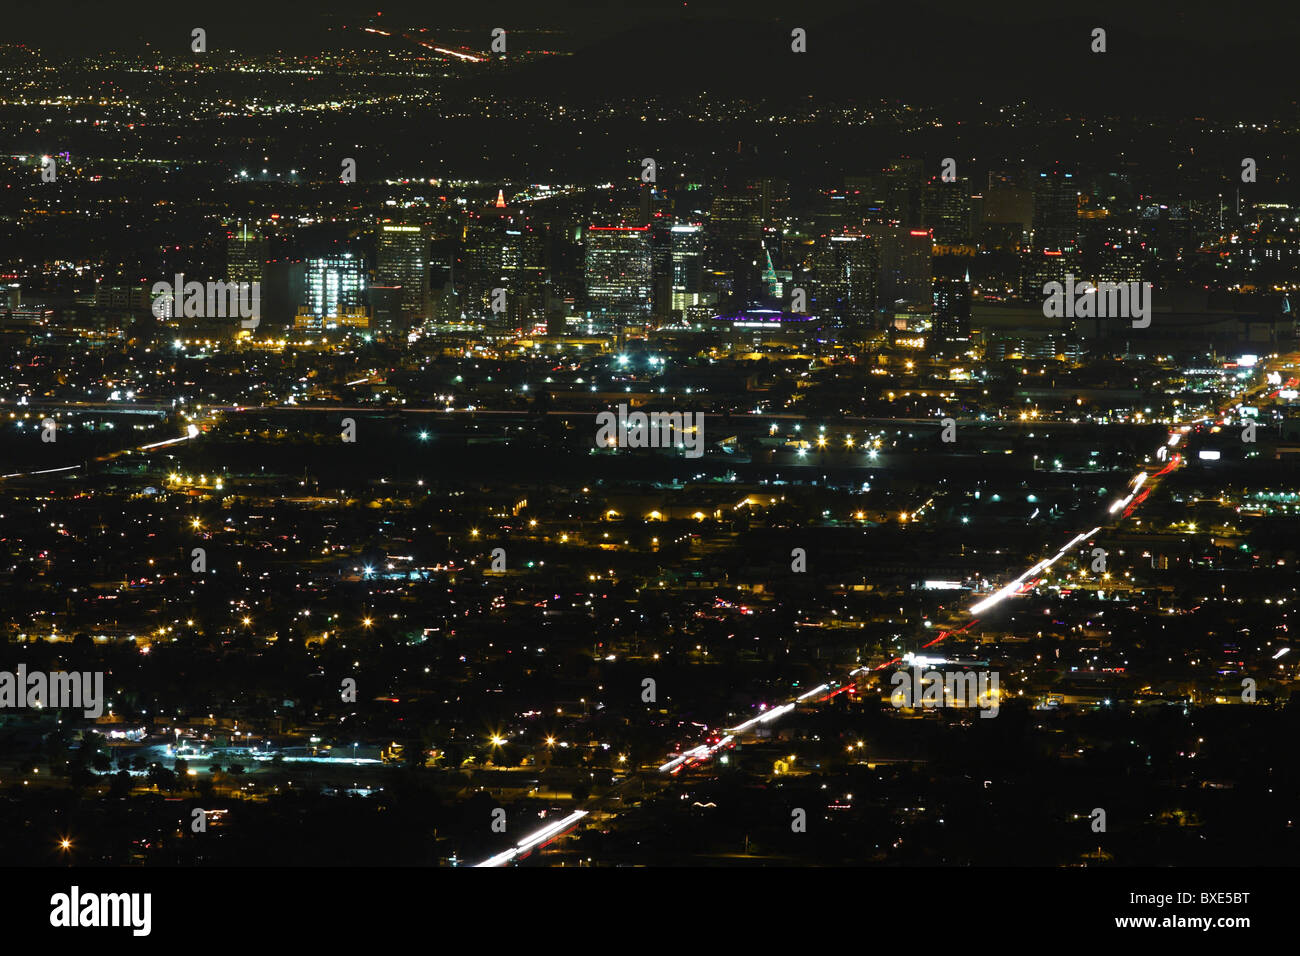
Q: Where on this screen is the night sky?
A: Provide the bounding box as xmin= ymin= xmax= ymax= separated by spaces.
xmin=8 ymin=0 xmax=1296 ymax=113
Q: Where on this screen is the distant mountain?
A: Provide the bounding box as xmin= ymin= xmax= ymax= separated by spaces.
xmin=486 ymin=9 xmax=1298 ymax=113
xmin=10 ymin=0 xmax=1296 ymax=116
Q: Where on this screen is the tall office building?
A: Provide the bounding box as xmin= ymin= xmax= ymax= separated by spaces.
xmin=707 ymin=188 xmax=764 ymax=306
xmin=932 ymin=275 xmax=972 ymax=353
xmin=922 ymin=178 xmax=972 ymax=245
xmin=985 ymin=170 xmax=1034 ymax=234
xmin=303 ymin=252 xmax=367 ymax=320
xmin=375 ymin=222 xmax=429 ymax=335
xmin=877 ymin=226 xmax=933 ymax=321
xmin=459 ymin=205 xmax=545 ymax=328
xmin=1032 ymin=170 xmax=1080 ymax=252
xmin=226 ymin=223 xmax=266 ymax=286
xmin=1093 ymin=239 xmax=1145 ymax=286
xmin=1028 ymin=169 xmax=1081 ymax=296
xmin=976 ymin=173 xmax=1030 ymax=295
xmin=649 ymin=213 xmax=675 ymax=319
xmin=369 ymin=285 xmax=405 ymax=338
xmin=811 ymin=231 xmax=877 ymax=329
xmin=584 ymin=224 xmax=652 ymax=329
xmin=708 ymin=191 xmax=761 ymax=234
xmin=669 ymin=224 xmax=705 ymax=314
xmin=880 ymin=159 xmax=925 ymax=226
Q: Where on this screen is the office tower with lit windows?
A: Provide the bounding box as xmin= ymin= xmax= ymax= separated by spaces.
xmin=303 ymin=252 xmax=367 ymax=321
xmin=669 ymin=224 xmax=705 ymax=315
xmin=649 ymin=214 xmax=675 ymax=319
xmin=932 ymin=275 xmax=972 ymax=353
xmin=375 ymin=222 xmax=429 ymax=335
xmin=459 ymin=203 xmax=546 ymax=328
xmin=227 ymin=223 xmax=266 ymax=287
xmin=584 ymin=224 xmax=652 ymax=330
xmin=1028 ymin=169 xmax=1080 ymax=295
xmin=922 ymin=178 xmax=973 ymax=246
xmin=811 ymin=231 xmax=877 ymax=331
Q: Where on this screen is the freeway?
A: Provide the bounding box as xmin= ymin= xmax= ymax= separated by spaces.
xmin=475 ymin=810 xmax=589 ymax=867
xmin=470 ymin=349 xmax=1299 ymax=865
xmin=9 ymin=352 xmax=1295 ymax=866
xmin=687 ymin=351 xmax=1298 ymax=745
xmin=0 ymin=424 xmax=201 ymax=482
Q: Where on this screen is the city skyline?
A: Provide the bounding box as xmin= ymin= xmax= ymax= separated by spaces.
xmin=0 ymin=0 xmax=1286 ymax=940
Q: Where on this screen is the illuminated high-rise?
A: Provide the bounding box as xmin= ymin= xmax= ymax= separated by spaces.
xmin=1028 ymin=169 xmax=1080 ymax=295
xmin=227 ymin=223 xmax=266 ymax=286
xmin=375 ymin=222 xmax=429 ymax=333
xmin=304 ymin=252 xmax=367 ymax=320
xmin=670 ymin=224 xmax=704 ymax=314
xmin=811 ymin=231 xmax=877 ymax=330
xmin=584 ymin=224 xmax=652 ymax=329
xmin=922 ymin=178 xmax=972 ymax=245
xmin=932 ymin=275 xmax=972 ymax=353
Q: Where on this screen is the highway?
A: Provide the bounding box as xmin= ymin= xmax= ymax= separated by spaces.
xmin=0 ymin=424 xmax=201 ymax=482
xmin=469 ymin=349 xmax=1297 ymax=865
xmin=4 ymin=351 xmax=1293 ymax=867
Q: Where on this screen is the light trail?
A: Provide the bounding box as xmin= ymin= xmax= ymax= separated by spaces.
xmin=796 ymin=683 xmax=830 ymax=701
xmin=3 ymin=424 xmax=198 ymax=481
xmin=726 ymin=703 xmax=794 ymax=734
xmin=475 ymin=810 xmax=589 ymax=867
xmin=1122 ymin=487 xmax=1152 ymax=519
xmin=476 ymin=353 xmax=1291 ymax=863
xmin=901 ymin=652 xmax=948 ymax=667
xmin=636 ymin=352 xmax=1300 ymax=788
xmin=362 ymin=25 xmax=487 ymax=61
xmin=139 ymin=425 xmax=198 ymax=451
xmin=659 ymin=733 xmax=736 ymax=773
xmin=1 ymin=464 xmax=80 ymax=479
xmin=138 ymin=437 xmax=188 ymax=450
